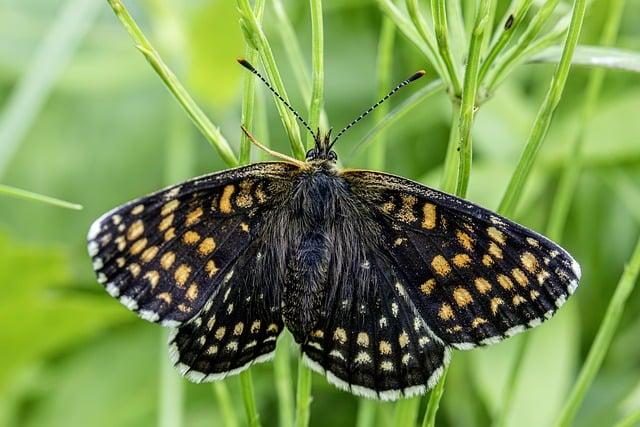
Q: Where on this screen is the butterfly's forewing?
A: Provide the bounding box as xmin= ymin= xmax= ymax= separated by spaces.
xmin=87 ymin=162 xmax=297 ymax=327
xmin=301 ymin=252 xmax=450 ymax=399
xmin=342 ymin=170 xmax=581 ymax=350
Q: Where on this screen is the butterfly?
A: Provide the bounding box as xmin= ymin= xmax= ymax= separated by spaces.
xmin=87 ymin=59 xmax=580 ymax=401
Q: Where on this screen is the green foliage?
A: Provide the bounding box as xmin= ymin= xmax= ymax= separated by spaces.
xmin=1 ymin=1 xmax=640 ymax=426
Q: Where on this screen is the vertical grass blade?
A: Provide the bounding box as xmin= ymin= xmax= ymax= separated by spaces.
xmin=421 ymin=365 xmax=448 ymax=427
xmin=307 ymin=0 xmax=324 ymax=148
xmin=497 ymin=0 xmax=587 ymax=218
xmin=430 ymin=0 xmax=462 ymax=95
xmin=295 ymin=358 xmax=312 ymax=427
xmin=274 ymin=334 xmax=294 ymax=427
xmin=0 ymin=0 xmax=101 ymax=178
xmin=392 ymin=397 xmax=420 ymax=427
xmin=553 ymin=237 xmax=640 ymax=427
xmin=240 ymin=371 xmax=261 ymax=427
xmin=212 ymin=382 xmax=239 ymax=427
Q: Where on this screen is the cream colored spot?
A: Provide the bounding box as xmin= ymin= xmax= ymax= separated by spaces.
xmin=490 ymin=298 xmax=503 ymax=315
xmin=161 ymin=199 xmax=180 ymax=216
xmin=206 ymin=260 xmax=219 ymax=277
xmin=140 ymin=246 xmax=158 ymax=263
xmin=220 ymin=185 xmax=235 ymax=213
xmin=207 ymin=315 xmax=216 ymax=330
xmin=537 ymin=270 xmax=550 ymax=284
xmin=333 ymin=328 xmax=347 ymax=344
xmin=267 ymin=323 xmax=279 ymax=333
xmin=521 ymin=252 xmax=539 ymax=273
xmin=439 ymin=303 xmax=454 ymax=320
xmin=530 ymin=290 xmax=540 ymax=300
xmin=422 ymin=203 xmax=436 ymax=229
xmin=472 ymin=317 xmax=487 ymax=328
xmin=177 ymin=304 xmax=191 ymax=313
xmin=420 ymin=279 xmax=436 ymax=295
xmin=527 ymin=237 xmax=540 ymax=247
xmin=206 ymin=345 xmax=218 ymax=355
xmin=251 ymin=321 xmax=261 ymax=333
xmin=130 ymin=238 xmax=147 ymax=255
xmin=379 ymin=340 xmax=392 ymax=355
xmin=512 ymin=295 xmax=526 ymax=306
xmin=431 ymin=255 xmax=451 ymax=276
xmin=185 ymin=207 xmax=203 ymax=226
xmin=382 ymin=201 xmax=395 ymax=214
xmin=159 ymin=214 xmax=174 ymax=232
xmin=453 ymin=253 xmax=471 ymax=268
xmin=399 ymin=332 xmax=410 ymax=348
xmin=161 ymin=252 xmax=175 ymax=270
xmin=144 ymin=270 xmax=159 ymax=288
xmin=381 ymin=361 xmax=394 ymax=372
xmin=240 ymin=222 xmax=250 ymax=233
xmin=129 ymin=263 xmax=141 ymax=277
xmin=402 ymin=354 xmax=412 ymax=365
xmin=132 ymin=204 xmax=144 ymax=215
xmin=355 ymin=352 xmax=372 ymax=364
xmin=512 ymin=268 xmax=529 ymax=287
xmin=164 ymin=228 xmax=176 ymax=241
xmin=487 ymin=227 xmax=506 ymax=245
xmin=115 ymin=236 xmax=126 ymax=252
xmin=482 ymin=255 xmax=494 ymax=266
xmin=498 ymin=274 xmax=514 ymax=290
xmin=186 ymin=283 xmax=199 ymax=301
xmin=357 ymin=332 xmax=369 ymax=347
xmin=112 ymin=214 xmax=122 ymax=225
xmin=397 ymin=194 xmax=417 ymax=223
xmin=116 ymin=257 xmax=125 ymax=267
xmin=183 ymin=231 xmax=200 ymax=245
xmin=474 ymin=277 xmax=492 ymax=294
xmin=394 ymin=237 xmax=407 ymax=247
xmin=312 ymin=330 xmax=324 ymax=339
xmin=174 ymin=264 xmax=191 ymax=287
xmin=234 ymin=322 xmax=244 ymax=335
xmin=255 ymin=184 xmax=267 ymax=203
xmin=158 ymin=292 xmax=171 ymax=304
xmin=453 ymin=287 xmax=473 ymax=307
xmin=198 ymin=238 xmax=216 ymax=256
xmin=127 ymin=220 xmax=144 ymax=241
xmin=236 ymin=192 xmax=253 ymax=209
xmin=456 ymin=230 xmax=474 ymax=251
xmin=489 ymin=242 xmax=503 ymax=259
xmin=215 ymin=327 xmax=226 ymax=340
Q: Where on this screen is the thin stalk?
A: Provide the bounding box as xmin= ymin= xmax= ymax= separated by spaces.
xmin=553 ymin=237 xmax=640 ymax=427
xmin=421 ymin=365 xmax=448 ymax=427
xmin=159 ymin=330 xmax=183 ymax=427
xmin=295 ymin=358 xmax=312 ymax=427
xmin=240 ymin=0 xmax=266 ymax=165
xmin=478 ymin=0 xmax=534 ymax=85
xmin=392 ymin=397 xmax=420 ymax=427
xmin=308 ymin=0 xmax=324 ymax=148
xmin=212 ymin=382 xmax=240 ymax=427
xmin=497 ymin=0 xmax=587 ymax=218
xmin=237 ymin=0 xmax=305 ymax=160
xmin=0 ymin=0 xmax=101 ymax=177
xmin=367 ymin=16 xmax=396 ymax=171
xmin=446 ymin=1 xmax=467 ymax=60
xmin=274 ymin=334 xmax=294 ymax=427
xmin=240 ymin=371 xmax=261 ymax=427
xmin=439 ymin=104 xmax=461 ymax=193
xmin=431 ymin=0 xmax=463 ymax=95
xmin=0 ymin=185 xmax=82 ymax=210
xmin=455 ymin=0 xmax=493 ymax=198
xmin=356 ymin=401 xmax=376 ymax=427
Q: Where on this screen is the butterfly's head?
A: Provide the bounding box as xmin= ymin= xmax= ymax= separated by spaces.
xmin=306 ymin=130 xmax=338 ymax=164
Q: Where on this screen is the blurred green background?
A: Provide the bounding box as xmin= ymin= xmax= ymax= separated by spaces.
xmin=1 ymin=1 xmax=639 ymax=426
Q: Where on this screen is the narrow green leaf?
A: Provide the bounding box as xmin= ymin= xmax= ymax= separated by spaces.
xmin=0 ymin=184 xmax=82 ymax=210
xmin=531 ymin=45 xmax=640 ymax=73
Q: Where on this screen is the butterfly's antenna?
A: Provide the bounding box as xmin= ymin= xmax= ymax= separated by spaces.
xmin=328 ymin=70 xmax=426 ymax=150
xmin=237 ymin=58 xmax=316 ymax=139
xmin=240 ymin=125 xmax=306 ymax=167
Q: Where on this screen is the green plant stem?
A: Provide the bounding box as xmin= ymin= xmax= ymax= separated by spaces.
xmin=240 ymin=0 xmax=266 ymax=165
xmin=554 ymin=237 xmax=640 ymax=427
xmin=0 ymin=0 xmax=101 ymax=178
xmin=240 ymin=371 xmax=261 ymax=427
xmin=392 ymin=397 xmax=420 ymax=427
xmin=237 ymin=0 xmax=305 ymax=160
xmin=613 ymin=409 xmax=640 ymax=427
xmin=0 ymin=184 xmax=82 ymax=210
xmin=274 ymin=333 xmax=294 ymax=427
xmin=431 ymin=0 xmax=462 ymax=95
xmin=159 ymin=330 xmax=183 ymax=427
xmin=295 ymin=358 xmax=312 ymax=427
xmin=446 ymin=1 xmax=467 ymax=62
xmin=107 ymin=0 xmax=237 ymax=167
xmin=367 ymin=16 xmax=396 ymax=171
xmin=308 ymin=0 xmax=324 ymax=148
xmin=212 ymin=382 xmax=239 ymax=427
xmin=497 ymin=0 xmax=587 ymax=218
xmin=455 ymin=0 xmax=493 ymax=198
xmin=356 ymin=400 xmax=376 ymax=427
xmin=421 ymin=365 xmax=448 ymax=427
xmin=439 ymin=105 xmax=461 ymax=193
xmin=478 ymin=0 xmax=534 ymax=85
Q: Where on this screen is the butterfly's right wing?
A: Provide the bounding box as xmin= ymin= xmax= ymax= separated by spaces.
xmin=87 ymin=162 xmax=297 ymax=327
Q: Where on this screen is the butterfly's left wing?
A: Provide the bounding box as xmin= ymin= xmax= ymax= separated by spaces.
xmin=342 ymin=170 xmax=581 ymax=350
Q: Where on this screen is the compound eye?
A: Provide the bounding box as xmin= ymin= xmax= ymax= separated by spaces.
xmin=328 ymin=150 xmax=338 ymax=161
xmin=305 ymin=148 xmax=317 ymax=160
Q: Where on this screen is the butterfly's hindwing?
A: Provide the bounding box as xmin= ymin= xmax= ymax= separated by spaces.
xmin=87 ymin=162 xmax=298 ymax=327
xmin=343 ymin=170 xmax=581 ymax=350
xmin=169 ymin=239 xmax=284 ymax=381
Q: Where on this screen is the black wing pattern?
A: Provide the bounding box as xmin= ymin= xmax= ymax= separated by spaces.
xmin=342 ymin=170 xmax=581 ymax=351
xmin=87 ymin=162 xmax=297 ymax=328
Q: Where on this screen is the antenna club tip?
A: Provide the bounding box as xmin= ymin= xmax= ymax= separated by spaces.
xmin=237 ymin=58 xmax=256 ymax=71
xmin=409 ymin=70 xmax=427 ymax=82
